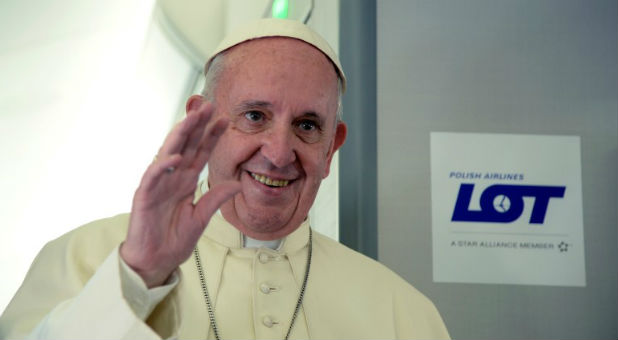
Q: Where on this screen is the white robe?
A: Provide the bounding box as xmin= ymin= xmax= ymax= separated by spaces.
xmin=0 ymin=212 xmax=449 ymax=339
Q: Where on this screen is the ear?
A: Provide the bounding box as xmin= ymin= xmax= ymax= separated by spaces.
xmin=322 ymin=121 xmax=348 ymax=178
xmin=185 ymin=94 xmax=206 ymax=115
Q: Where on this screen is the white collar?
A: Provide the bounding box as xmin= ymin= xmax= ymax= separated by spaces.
xmin=215 ymin=209 xmax=282 ymax=250
xmin=243 ymin=235 xmax=282 ymax=250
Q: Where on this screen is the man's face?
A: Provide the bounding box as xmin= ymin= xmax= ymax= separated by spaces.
xmin=205 ymin=37 xmax=346 ymax=240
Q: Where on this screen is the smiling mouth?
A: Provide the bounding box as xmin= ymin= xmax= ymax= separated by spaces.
xmin=249 ymin=172 xmax=291 ymax=188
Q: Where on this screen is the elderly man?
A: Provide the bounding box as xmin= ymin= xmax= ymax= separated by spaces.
xmin=0 ymin=19 xmax=449 ymax=339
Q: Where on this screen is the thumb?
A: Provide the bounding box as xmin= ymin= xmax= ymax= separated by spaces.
xmin=193 ymin=180 xmax=242 ymax=225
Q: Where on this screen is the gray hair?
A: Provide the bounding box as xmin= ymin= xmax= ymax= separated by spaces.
xmin=201 ymin=52 xmax=344 ymax=122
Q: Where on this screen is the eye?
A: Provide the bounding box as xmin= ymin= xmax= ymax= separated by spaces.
xmin=244 ymin=111 xmax=263 ymax=122
xmin=298 ymin=120 xmax=317 ymax=131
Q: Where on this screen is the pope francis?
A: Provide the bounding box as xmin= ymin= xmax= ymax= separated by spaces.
xmin=0 ymin=19 xmax=450 ymax=339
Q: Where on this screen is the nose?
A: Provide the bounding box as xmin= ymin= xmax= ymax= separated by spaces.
xmin=260 ymin=125 xmax=296 ymax=168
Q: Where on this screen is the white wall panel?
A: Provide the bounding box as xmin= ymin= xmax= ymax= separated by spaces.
xmin=377 ymin=0 xmax=617 ymax=338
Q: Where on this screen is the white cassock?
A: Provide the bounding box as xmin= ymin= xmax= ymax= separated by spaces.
xmin=0 ymin=212 xmax=450 ymax=339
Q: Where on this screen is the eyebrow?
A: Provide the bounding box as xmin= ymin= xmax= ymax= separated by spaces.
xmin=300 ymin=112 xmax=325 ymax=125
xmin=235 ymin=100 xmax=272 ymax=112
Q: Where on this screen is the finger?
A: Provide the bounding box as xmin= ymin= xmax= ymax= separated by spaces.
xmin=177 ymin=103 xmax=215 ymax=168
xmin=158 ymin=103 xmax=211 ymax=157
xmin=138 ymin=154 xmax=183 ymax=196
xmin=190 ymin=117 xmax=230 ymax=171
xmin=191 ymin=180 xmax=242 ymax=227
xmin=156 ymin=116 xmax=198 ymax=158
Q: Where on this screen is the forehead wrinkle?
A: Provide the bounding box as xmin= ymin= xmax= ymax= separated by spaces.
xmin=219 ymin=37 xmax=339 ymax=120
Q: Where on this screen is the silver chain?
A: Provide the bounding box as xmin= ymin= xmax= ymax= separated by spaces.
xmin=193 ymin=245 xmax=221 ymax=340
xmin=193 ymin=229 xmax=313 ymax=340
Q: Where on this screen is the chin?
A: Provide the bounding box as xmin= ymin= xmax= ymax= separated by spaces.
xmin=221 ymin=194 xmax=311 ymax=240
xmin=240 ymin=210 xmax=291 ymax=235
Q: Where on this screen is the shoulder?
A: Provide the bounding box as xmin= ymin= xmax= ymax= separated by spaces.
xmin=49 ymin=213 xmax=129 ymax=249
xmin=0 ymin=214 xmax=132 ymax=339
xmin=40 ymin=213 xmax=130 ymax=272
xmin=311 ymin=230 xmax=433 ymax=304
xmin=308 ymin=231 xmax=450 ymax=338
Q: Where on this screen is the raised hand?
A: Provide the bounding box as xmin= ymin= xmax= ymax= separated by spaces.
xmin=120 ymin=98 xmax=241 ymax=287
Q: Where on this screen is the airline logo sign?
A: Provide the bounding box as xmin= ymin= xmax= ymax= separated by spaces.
xmin=431 ymin=133 xmax=585 ymax=287
xmin=451 ymin=183 xmax=565 ymax=224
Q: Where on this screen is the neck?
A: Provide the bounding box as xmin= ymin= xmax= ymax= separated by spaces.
xmin=215 ymin=207 xmax=285 ymax=250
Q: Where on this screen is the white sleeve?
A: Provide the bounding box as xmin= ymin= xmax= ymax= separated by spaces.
xmin=118 ymin=252 xmax=179 ymax=320
xmin=27 ymin=247 xmax=179 ymax=340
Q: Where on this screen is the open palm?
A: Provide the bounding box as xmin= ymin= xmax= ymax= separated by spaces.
xmin=120 ymin=100 xmax=241 ymax=287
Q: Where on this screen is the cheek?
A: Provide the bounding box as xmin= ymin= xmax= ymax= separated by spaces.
xmin=210 ymin=131 xmax=261 ymax=173
xmin=208 ymin=134 xmax=240 ymax=177
xmin=299 ymin=147 xmax=330 ymax=182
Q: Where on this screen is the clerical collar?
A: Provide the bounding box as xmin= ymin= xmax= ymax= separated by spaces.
xmin=243 ymin=235 xmax=282 ymax=250
xmin=215 ymin=209 xmax=282 ymax=250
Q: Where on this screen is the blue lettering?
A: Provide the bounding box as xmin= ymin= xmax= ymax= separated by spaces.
xmin=451 ymin=183 xmax=566 ymax=224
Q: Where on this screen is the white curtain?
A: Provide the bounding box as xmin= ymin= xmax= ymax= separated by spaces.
xmin=0 ymin=0 xmax=197 ymax=312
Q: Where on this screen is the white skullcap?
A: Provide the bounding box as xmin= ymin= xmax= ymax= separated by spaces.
xmin=205 ymin=18 xmax=346 ymax=92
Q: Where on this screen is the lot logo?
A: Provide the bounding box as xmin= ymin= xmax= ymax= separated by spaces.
xmin=452 ymin=184 xmax=566 ymax=224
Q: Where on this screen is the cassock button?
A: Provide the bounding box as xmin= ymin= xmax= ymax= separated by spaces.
xmin=262 ymin=316 xmax=275 ymax=328
xmin=258 ymin=253 xmax=270 ymax=263
xmin=260 ymin=283 xmax=271 ymax=294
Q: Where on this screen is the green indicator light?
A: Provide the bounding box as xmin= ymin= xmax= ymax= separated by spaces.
xmin=272 ymin=0 xmax=289 ymax=19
